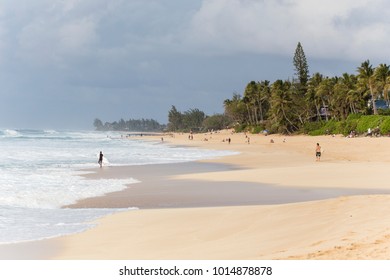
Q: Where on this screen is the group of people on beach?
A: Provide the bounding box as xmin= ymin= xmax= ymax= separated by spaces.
xmin=222 ymin=138 xmax=231 ymax=144
xmin=96 ymin=138 xmax=323 ymax=168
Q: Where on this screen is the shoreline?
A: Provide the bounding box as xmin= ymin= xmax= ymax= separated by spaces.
xmin=69 ymin=162 xmax=390 ymax=210
xmin=3 ymin=131 xmax=390 ymax=259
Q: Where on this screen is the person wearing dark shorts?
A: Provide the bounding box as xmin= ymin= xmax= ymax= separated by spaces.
xmin=316 ymin=143 xmax=321 ymax=161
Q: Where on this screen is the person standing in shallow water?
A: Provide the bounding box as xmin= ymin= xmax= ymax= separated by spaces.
xmin=98 ymin=151 xmax=103 ymax=167
xmin=315 ymin=143 xmax=321 ymax=161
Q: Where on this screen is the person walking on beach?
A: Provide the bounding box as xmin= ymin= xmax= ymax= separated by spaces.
xmin=98 ymin=151 xmax=103 ymax=167
xmin=315 ymin=143 xmax=321 ymax=161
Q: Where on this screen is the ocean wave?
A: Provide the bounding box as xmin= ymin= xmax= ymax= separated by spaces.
xmin=0 ymin=129 xmax=19 ymax=137
xmin=43 ymin=130 xmax=58 ymax=134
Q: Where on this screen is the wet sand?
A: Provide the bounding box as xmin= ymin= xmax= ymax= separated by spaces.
xmin=70 ymin=162 xmax=390 ymax=209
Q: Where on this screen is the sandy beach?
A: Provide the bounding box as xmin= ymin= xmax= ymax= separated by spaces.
xmin=3 ymin=131 xmax=390 ymax=259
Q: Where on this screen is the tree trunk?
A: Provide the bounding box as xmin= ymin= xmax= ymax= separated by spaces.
xmin=281 ymin=103 xmax=298 ymax=131
xmin=321 ymin=99 xmax=329 ymax=121
xmin=370 ymin=82 xmax=378 ymax=115
xmin=253 ymin=106 xmax=259 ymax=125
xmin=246 ymin=104 xmax=253 ymax=125
xmin=315 ymin=101 xmax=321 ymax=121
xmin=259 ymin=101 xmax=264 ymax=122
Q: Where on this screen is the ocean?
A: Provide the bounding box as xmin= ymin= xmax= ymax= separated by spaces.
xmin=0 ymin=129 xmax=236 ymax=244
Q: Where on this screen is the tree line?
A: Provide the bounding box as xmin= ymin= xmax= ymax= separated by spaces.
xmin=167 ymin=106 xmax=231 ymax=132
xmin=93 ymin=118 xmax=166 ymax=132
xmin=223 ymin=42 xmax=390 ymax=134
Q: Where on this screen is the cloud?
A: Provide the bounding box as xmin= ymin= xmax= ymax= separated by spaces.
xmin=58 ymin=17 xmax=97 ymax=52
xmin=1 ymin=1 xmax=194 ymax=72
xmin=3 ymin=0 xmax=390 ymax=68
xmin=2 ymin=0 xmax=390 ymax=129
xmin=184 ymin=0 xmax=390 ymax=61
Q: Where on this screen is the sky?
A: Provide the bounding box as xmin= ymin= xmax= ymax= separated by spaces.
xmin=1 ymin=0 xmax=390 ymax=129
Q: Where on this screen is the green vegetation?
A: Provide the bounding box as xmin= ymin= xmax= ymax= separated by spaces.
xmin=306 ymin=114 xmax=390 ymax=136
xmin=167 ymin=106 xmax=232 ymax=132
xmin=293 ymin=41 xmax=309 ymax=94
xmin=222 ymin=43 xmax=390 ymax=135
xmin=93 ymin=118 xmax=166 ymax=132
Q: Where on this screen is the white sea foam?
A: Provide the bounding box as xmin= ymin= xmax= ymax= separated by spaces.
xmin=0 ymin=169 xmax=139 ymax=209
xmin=2 ymin=129 xmax=19 ymax=137
xmin=0 ymin=129 xmax=237 ymax=243
xmin=0 ymin=206 xmax=138 ymax=244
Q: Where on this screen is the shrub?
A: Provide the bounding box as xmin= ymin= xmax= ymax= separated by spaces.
xmin=378 ymin=109 xmax=390 ymax=116
xmin=268 ymin=121 xmax=285 ymax=134
xmin=302 ymin=121 xmax=324 ymax=134
xmin=346 ymin=113 xmax=363 ymax=121
xmin=356 ymin=115 xmax=382 ymax=133
xmin=251 ymin=125 xmax=265 ymax=134
xmin=234 ymin=123 xmax=248 ymax=133
xmin=245 ymin=115 xmax=390 ymax=136
xmin=342 ymin=119 xmax=358 ymax=135
xmin=380 ymin=118 xmax=390 ymax=134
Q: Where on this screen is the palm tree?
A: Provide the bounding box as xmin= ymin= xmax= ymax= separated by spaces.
xmin=341 ymin=73 xmax=362 ymax=115
xmin=333 ymin=73 xmax=358 ymax=119
xmin=316 ymin=77 xmax=336 ymax=121
xmin=270 ymin=80 xmax=298 ymax=133
xmin=257 ymin=80 xmax=271 ymax=122
xmin=243 ymin=81 xmax=259 ymax=125
xmin=242 ymin=95 xmax=254 ymax=125
xmin=357 ymin=60 xmax=377 ymax=114
xmin=307 ymin=72 xmax=324 ymax=120
xmin=374 ymin=63 xmax=390 ymax=105
xmin=223 ymin=93 xmax=247 ymax=125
